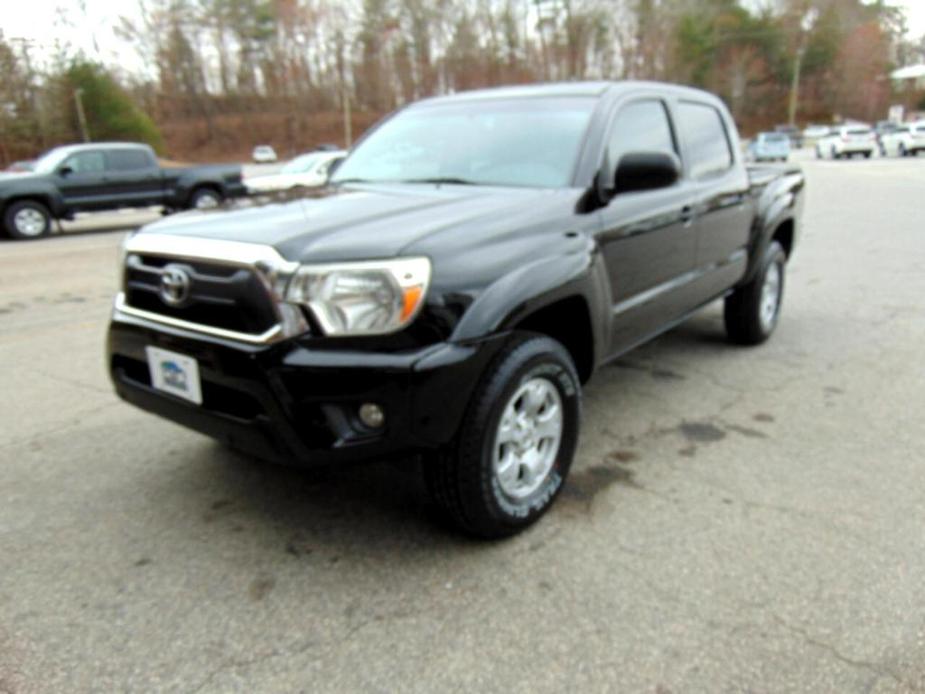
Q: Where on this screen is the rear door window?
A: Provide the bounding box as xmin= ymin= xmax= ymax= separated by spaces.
xmin=677 ymin=102 xmax=734 ymax=179
xmin=107 ymin=149 xmax=154 ymax=171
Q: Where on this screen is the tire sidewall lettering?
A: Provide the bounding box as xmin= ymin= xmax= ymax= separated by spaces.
xmin=487 ymin=358 xmax=578 ymax=520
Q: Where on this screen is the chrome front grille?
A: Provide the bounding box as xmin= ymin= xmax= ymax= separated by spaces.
xmin=125 ymin=254 xmax=279 ymax=334
xmin=114 ymin=233 xmax=308 ymax=345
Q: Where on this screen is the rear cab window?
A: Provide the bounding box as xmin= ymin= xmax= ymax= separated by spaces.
xmin=676 ymin=101 xmax=734 ymax=179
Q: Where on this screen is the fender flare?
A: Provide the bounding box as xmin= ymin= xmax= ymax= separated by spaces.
xmin=450 ymin=245 xmax=611 ymax=370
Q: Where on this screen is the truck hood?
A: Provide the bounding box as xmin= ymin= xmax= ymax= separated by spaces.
xmin=138 ymin=184 xmax=578 ymax=263
xmin=0 ymin=171 xmax=45 ymax=183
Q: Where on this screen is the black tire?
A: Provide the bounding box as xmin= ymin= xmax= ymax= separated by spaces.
xmin=188 ymin=187 xmax=223 ymax=210
xmin=831 ymin=146 xmax=839 ymax=159
xmin=899 ymin=143 xmax=908 ymax=158
xmin=3 ymin=200 xmax=52 ymax=240
xmin=423 ymin=333 xmax=581 ymax=539
xmin=724 ymin=241 xmax=786 ymax=346
xmin=863 ymin=151 xmax=871 ymax=159
xmin=815 ymin=147 xmax=822 ymax=159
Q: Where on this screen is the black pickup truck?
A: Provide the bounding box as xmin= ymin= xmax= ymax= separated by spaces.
xmin=107 ymin=81 xmax=804 ymax=537
xmin=0 ymin=142 xmax=245 ymax=239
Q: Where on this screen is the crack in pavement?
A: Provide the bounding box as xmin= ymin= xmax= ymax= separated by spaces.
xmin=772 ymin=615 xmax=910 ymax=688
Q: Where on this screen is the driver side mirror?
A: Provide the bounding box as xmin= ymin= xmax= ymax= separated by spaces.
xmin=58 ymin=165 xmax=74 ymax=178
xmin=605 ymin=151 xmax=681 ymax=200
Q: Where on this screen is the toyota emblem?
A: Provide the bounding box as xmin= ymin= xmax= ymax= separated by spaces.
xmin=159 ymin=265 xmax=192 ymax=307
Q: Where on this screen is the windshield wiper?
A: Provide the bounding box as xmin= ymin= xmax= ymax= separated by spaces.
xmin=334 ymin=176 xmax=481 ymax=187
xmin=399 ymin=177 xmax=479 ymax=186
xmin=332 ymin=177 xmax=377 ymax=185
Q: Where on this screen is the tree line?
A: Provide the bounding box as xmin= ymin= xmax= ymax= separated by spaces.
xmin=2 ymin=0 xmax=924 ymax=164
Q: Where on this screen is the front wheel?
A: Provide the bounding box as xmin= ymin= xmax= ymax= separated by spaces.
xmin=424 ymin=334 xmax=581 ymax=538
xmin=724 ymin=241 xmax=786 ymax=346
xmin=3 ymin=200 xmax=52 ymax=240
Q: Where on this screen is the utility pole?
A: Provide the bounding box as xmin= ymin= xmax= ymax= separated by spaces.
xmin=787 ymin=8 xmax=819 ymax=127
xmin=343 ymin=83 xmax=352 ymax=148
xmin=74 ymin=88 xmax=90 ymax=143
xmin=10 ymin=37 xmax=46 ymax=148
xmin=787 ymin=46 xmax=805 ymax=127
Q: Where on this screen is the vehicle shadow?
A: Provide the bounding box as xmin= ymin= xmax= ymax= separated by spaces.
xmin=141 ymin=310 xmax=733 ymax=557
xmin=149 ymin=438 xmax=478 ymax=560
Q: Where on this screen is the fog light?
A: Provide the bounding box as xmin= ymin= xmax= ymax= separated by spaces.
xmin=358 ymin=403 xmax=385 ymax=429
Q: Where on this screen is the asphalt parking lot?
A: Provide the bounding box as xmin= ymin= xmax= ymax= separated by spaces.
xmin=1 ymin=153 xmax=924 ymax=693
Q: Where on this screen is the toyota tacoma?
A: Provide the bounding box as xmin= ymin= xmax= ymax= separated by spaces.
xmin=0 ymin=142 xmax=245 ymax=239
xmin=107 ymin=81 xmax=804 ymax=537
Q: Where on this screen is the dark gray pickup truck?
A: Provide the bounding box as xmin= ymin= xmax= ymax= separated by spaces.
xmin=107 ymin=81 xmax=804 ymax=538
xmin=0 ymin=142 xmax=245 ymax=239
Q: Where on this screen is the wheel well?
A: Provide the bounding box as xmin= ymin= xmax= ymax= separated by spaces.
xmin=3 ymin=195 xmax=53 ymax=217
xmin=513 ymin=295 xmax=594 ymax=383
xmin=190 ymin=184 xmax=223 ymax=201
xmin=773 ymin=220 xmax=794 ymax=258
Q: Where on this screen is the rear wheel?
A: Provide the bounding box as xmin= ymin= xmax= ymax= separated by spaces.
xmin=424 ymin=334 xmax=581 ymax=538
xmin=3 ymin=200 xmax=52 ymax=240
xmin=189 ymin=187 xmax=222 ymax=210
xmin=899 ymin=143 xmax=908 ymax=158
xmin=724 ymin=241 xmax=786 ymax=346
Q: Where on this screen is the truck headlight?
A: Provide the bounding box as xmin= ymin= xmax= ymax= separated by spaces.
xmin=285 ymin=257 xmax=430 ymax=336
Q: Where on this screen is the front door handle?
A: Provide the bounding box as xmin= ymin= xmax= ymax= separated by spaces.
xmin=680 ymin=205 xmax=695 ymax=226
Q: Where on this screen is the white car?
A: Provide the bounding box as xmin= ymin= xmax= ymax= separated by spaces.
xmin=880 ymin=122 xmax=925 ymax=157
xmin=815 ymin=126 xmax=876 ymax=159
xmin=245 ymin=150 xmax=346 ymax=193
xmin=251 ymin=145 xmax=278 ymax=163
xmin=802 ymin=124 xmax=831 ymax=146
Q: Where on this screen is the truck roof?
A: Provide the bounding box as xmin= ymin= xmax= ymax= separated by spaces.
xmin=46 ymin=142 xmax=154 ymax=155
xmin=413 ymin=80 xmax=722 ymax=107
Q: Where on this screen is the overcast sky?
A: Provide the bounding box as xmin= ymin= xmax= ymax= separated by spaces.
xmin=3 ymin=0 xmax=925 ymax=73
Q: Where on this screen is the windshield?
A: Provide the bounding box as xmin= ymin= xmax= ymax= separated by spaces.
xmin=281 ymin=153 xmax=325 ymax=174
xmin=848 ymin=128 xmax=872 ymax=136
xmin=32 ymin=147 xmax=71 ymax=174
xmin=762 ymin=133 xmax=788 ymax=142
xmin=332 ymin=97 xmax=597 ymax=188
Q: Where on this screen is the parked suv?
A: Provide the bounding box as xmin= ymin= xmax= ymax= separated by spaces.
xmin=815 ymin=126 xmax=876 ymax=159
xmin=747 ymin=132 xmax=791 ymax=162
xmin=880 ymin=122 xmax=925 ymax=157
xmin=108 ymin=82 xmax=804 ymax=537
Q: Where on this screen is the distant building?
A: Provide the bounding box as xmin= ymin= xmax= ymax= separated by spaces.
xmin=891 ymin=64 xmax=925 ymax=90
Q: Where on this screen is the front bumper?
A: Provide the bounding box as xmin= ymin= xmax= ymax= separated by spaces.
xmin=108 ymin=309 xmax=508 ymax=466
